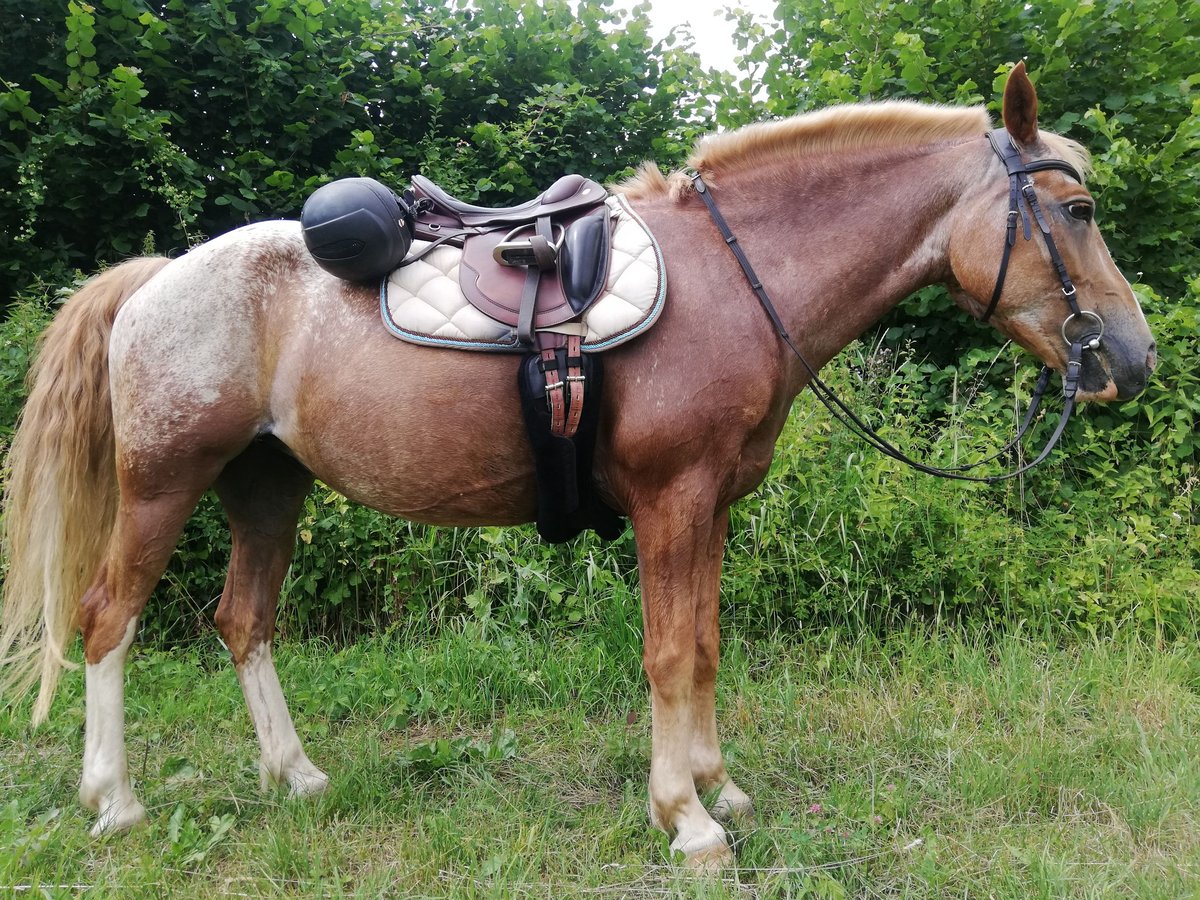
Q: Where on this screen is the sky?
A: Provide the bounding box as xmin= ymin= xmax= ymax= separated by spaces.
xmin=642 ymin=0 xmax=780 ymax=74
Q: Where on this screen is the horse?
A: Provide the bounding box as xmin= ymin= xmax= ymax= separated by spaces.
xmin=0 ymin=63 xmax=1155 ymax=866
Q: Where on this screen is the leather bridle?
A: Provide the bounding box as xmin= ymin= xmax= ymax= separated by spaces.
xmin=690 ymin=128 xmax=1105 ymax=483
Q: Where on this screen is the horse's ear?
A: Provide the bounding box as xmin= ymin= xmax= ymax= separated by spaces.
xmin=1002 ymin=60 xmax=1039 ymax=145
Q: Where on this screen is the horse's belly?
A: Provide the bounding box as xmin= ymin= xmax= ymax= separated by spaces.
xmin=300 ymin=434 xmax=538 ymax=528
xmin=272 ymin=325 xmax=539 ymax=527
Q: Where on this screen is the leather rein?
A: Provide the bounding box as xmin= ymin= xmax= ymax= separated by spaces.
xmin=690 ymin=127 xmax=1104 ymax=483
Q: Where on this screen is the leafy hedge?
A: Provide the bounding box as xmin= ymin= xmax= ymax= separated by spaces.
xmin=2 ymin=283 xmax=1195 ymax=640
xmin=1 ymin=0 xmax=1196 ymax=640
xmin=0 ymin=0 xmax=701 ymax=308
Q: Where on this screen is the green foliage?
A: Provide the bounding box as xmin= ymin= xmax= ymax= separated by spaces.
xmin=396 ymin=726 xmax=518 ymax=776
xmin=0 ymin=0 xmax=695 ymax=308
xmin=689 ymin=1 xmax=1199 ymax=637
xmin=712 ymin=0 xmax=1200 ymax=297
xmin=96 ymin=329 xmax=1188 ymax=641
xmin=0 ymin=288 xmax=57 ymax=445
xmin=713 ymin=333 xmax=1198 ymax=636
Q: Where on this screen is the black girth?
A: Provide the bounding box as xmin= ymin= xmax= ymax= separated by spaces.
xmin=690 ymin=127 xmax=1105 ymax=483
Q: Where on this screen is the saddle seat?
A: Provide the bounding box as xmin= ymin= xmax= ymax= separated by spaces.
xmin=411 ymin=174 xmax=606 ymax=228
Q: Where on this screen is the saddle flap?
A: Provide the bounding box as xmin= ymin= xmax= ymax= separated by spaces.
xmin=459 ymin=207 xmax=616 ymax=330
xmin=460 ymin=230 xmax=574 ymax=328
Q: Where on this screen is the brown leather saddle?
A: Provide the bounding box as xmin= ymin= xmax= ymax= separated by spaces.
xmin=407 ymin=174 xmax=613 ymax=348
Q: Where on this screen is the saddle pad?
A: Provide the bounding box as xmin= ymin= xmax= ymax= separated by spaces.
xmin=381 ymin=195 xmax=665 ymax=353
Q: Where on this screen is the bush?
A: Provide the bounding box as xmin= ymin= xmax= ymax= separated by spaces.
xmin=1 ymin=3 xmax=1196 ymax=643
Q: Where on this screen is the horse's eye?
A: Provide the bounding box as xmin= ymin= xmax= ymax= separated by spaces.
xmin=1067 ymin=202 xmax=1094 ymax=222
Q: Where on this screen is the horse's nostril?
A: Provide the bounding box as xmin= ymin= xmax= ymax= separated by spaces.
xmin=1147 ymin=342 xmax=1158 ymax=371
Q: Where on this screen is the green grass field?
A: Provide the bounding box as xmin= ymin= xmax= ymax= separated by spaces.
xmin=3 ymin=616 xmax=1197 ymax=898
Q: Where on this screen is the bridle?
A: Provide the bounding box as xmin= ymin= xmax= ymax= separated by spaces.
xmin=690 ymin=127 xmax=1105 ymax=483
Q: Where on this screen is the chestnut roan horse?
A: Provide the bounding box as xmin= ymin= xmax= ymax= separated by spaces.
xmin=0 ymin=65 xmax=1154 ymax=865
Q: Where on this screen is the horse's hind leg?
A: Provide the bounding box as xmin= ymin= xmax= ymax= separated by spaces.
xmin=212 ymin=439 xmax=327 ymax=796
xmin=81 ymin=479 xmax=217 ymax=835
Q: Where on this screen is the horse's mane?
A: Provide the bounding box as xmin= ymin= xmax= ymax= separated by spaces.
xmin=617 ymin=100 xmax=1089 ymax=200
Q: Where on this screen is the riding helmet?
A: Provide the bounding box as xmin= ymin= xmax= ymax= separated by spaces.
xmin=300 ymin=177 xmax=415 ymax=281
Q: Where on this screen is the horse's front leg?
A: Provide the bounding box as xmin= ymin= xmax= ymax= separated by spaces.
xmin=689 ymin=508 xmax=754 ymax=825
xmin=632 ymin=486 xmax=732 ymax=867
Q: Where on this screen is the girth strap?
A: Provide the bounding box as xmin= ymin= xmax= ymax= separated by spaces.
xmin=539 ymin=334 xmax=586 ymax=438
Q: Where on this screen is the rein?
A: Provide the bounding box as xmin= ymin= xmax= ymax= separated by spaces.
xmin=689 ymin=128 xmax=1103 ymax=483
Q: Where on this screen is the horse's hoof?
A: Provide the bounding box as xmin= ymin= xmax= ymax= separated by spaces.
xmin=710 ymin=792 xmax=755 ymax=827
xmin=286 ymin=766 xmax=329 ymax=798
xmin=260 ymin=757 xmax=329 ymax=797
xmin=671 ymin=824 xmax=732 ymax=871
xmin=90 ymin=797 xmax=146 ymax=837
xmin=681 ymin=837 xmax=734 ymax=871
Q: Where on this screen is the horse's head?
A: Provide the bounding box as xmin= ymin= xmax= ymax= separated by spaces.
xmin=948 ymin=62 xmax=1155 ymax=402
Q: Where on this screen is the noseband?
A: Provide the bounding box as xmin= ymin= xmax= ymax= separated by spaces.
xmin=691 ymin=128 xmax=1104 ymax=483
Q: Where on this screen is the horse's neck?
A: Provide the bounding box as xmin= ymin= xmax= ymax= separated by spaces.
xmin=710 ymin=142 xmax=978 ymax=389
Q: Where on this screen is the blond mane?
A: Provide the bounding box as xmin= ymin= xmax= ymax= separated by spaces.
xmin=617 ymin=100 xmax=1091 ymax=200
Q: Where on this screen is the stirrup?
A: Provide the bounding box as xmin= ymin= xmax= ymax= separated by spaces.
xmin=493 ymin=223 xmax=565 ymax=267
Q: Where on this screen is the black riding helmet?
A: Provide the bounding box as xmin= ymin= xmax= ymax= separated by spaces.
xmin=300 ymin=177 xmax=415 ymax=282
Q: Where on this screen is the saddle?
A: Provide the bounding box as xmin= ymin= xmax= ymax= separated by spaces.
xmin=409 ymin=174 xmax=613 ymax=348
xmin=400 ymin=174 xmax=631 ymax=544
xmin=412 ymin=173 xmax=604 ymax=227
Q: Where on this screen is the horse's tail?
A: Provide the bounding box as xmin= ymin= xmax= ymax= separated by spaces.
xmin=1 ymin=257 xmax=171 ymax=724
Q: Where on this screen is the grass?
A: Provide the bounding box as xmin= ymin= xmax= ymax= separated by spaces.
xmin=2 ymin=618 xmax=1199 ymax=898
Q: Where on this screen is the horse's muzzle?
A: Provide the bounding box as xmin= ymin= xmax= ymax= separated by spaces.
xmin=1079 ymin=334 xmax=1156 ymax=401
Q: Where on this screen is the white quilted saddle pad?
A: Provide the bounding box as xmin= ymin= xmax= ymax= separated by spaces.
xmin=381 ymin=194 xmax=665 ymax=352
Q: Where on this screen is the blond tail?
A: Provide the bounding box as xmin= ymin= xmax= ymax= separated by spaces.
xmin=0 ymin=257 xmax=172 ymax=724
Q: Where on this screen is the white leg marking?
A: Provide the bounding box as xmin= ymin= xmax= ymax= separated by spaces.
xmin=648 ymin=692 xmax=731 ymax=867
xmin=81 ymin=619 xmax=147 ymax=836
xmin=238 ymin=642 xmax=328 ymax=797
xmin=689 ymin=711 xmax=754 ymax=825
